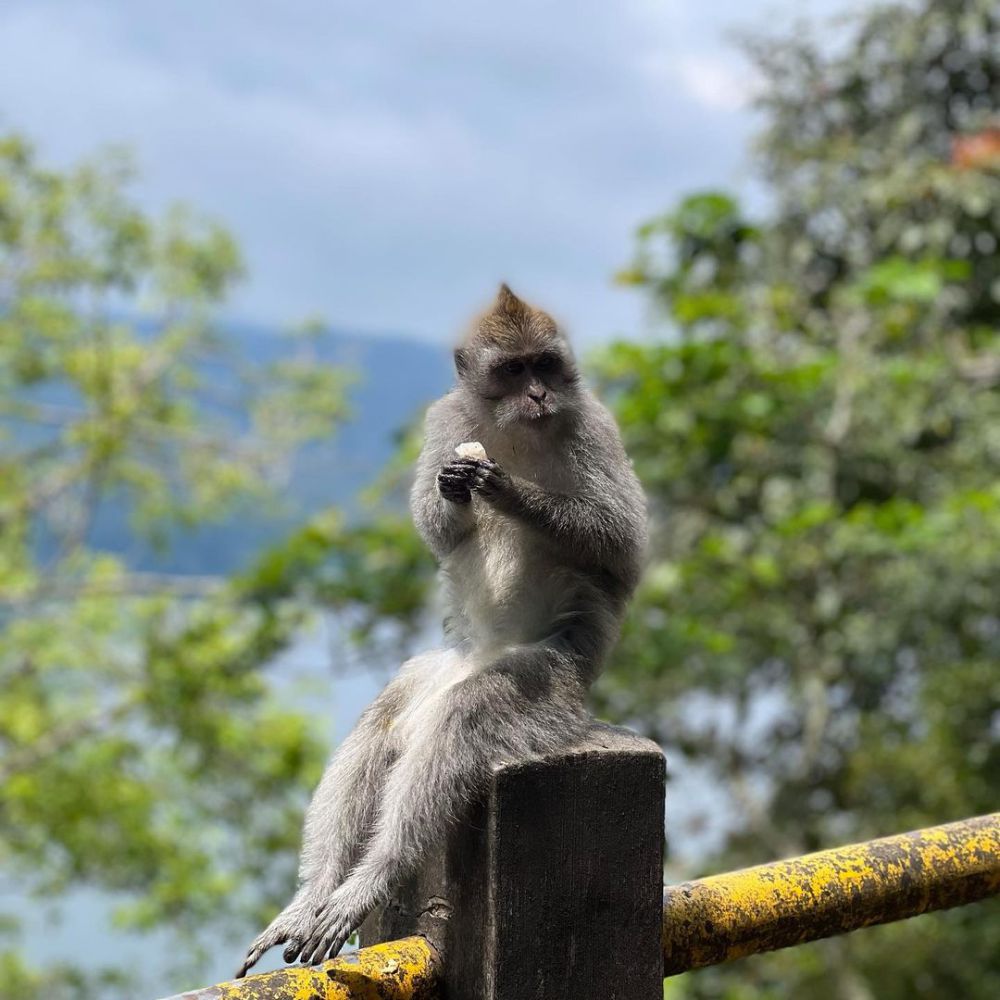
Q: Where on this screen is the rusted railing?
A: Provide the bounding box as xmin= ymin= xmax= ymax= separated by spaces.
xmin=662 ymin=812 xmax=1000 ymax=976
xmin=156 ymin=726 xmax=1000 ymax=1000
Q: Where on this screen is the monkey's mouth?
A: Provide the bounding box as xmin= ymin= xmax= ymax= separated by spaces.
xmin=524 ymin=404 xmax=555 ymax=422
xmin=496 ymin=399 xmax=557 ymax=428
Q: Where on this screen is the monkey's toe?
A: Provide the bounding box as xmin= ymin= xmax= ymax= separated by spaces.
xmin=297 ymin=909 xmax=356 ymax=966
xmin=235 ymin=944 xmax=264 ymax=980
xmin=306 ymin=920 xmax=353 ymax=966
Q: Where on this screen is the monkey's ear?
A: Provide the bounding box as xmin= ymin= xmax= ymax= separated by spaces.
xmin=454 ymin=347 xmax=470 ymax=378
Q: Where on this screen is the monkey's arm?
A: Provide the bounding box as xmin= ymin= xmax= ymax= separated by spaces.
xmin=409 ymin=397 xmax=476 ymax=559
xmin=468 ymin=457 xmax=646 ymax=585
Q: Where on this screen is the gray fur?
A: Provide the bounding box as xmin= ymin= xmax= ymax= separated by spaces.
xmin=236 ymin=287 xmax=646 ymax=976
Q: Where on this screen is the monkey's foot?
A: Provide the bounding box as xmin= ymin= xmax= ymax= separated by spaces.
xmin=235 ymin=899 xmax=314 ymax=978
xmin=286 ymin=897 xmax=364 ymax=966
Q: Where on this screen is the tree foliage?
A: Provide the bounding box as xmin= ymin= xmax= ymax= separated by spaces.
xmin=601 ymin=1 xmax=999 ymax=996
xmin=0 ymin=135 xmax=437 ymax=998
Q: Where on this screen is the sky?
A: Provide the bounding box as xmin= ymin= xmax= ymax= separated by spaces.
xmin=0 ymin=0 xmax=860 ymax=347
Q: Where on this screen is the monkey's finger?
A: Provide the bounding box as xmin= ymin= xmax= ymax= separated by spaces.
xmin=461 ymin=457 xmax=498 ymax=472
xmin=235 ymin=944 xmax=265 ymax=979
xmin=297 ymin=924 xmax=329 ymax=966
xmin=238 ymin=919 xmax=295 ymax=976
xmin=438 ymin=471 xmax=473 ymax=486
xmin=309 ymin=921 xmax=351 ymax=966
xmin=438 ymin=470 xmax=477 ymax=487
xmin=283 ymin=939 xmax=302 ymax=963
xmin=303 ymin=930 xmax=332 ymax=967
xmin=439 ymin=487 xmax=472 ymax=504
xmin=441 ymin=460 xmax=486 ymax=480
xmin=438 ymin=465 xmax=477 ymax=480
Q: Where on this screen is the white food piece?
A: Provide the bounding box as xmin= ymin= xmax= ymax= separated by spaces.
xmin=455 ymin=441 xmax=488 ymax=461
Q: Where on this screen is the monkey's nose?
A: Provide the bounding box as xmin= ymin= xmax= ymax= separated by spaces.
xmin=528 ymin=389 xmax=547 ymax=403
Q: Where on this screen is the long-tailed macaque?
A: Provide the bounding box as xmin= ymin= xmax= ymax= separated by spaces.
xmin=237 ymin=285 xmax=646 ymax=976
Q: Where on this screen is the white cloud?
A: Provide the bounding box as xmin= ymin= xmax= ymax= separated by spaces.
xmin=0 ymin=0 xmax=855 ymax=344
xmin=674 ymin=54 xmax=758 ymax=112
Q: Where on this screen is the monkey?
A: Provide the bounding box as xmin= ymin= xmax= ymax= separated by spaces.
xmin=236 ymin=284 xmax=647 ymax=977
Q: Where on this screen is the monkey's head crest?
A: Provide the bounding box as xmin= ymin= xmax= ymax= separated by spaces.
xmin=454 ymin=284 xmax=581 ymax=431
xmin=458 ymin=284 xmax=573 ymax=359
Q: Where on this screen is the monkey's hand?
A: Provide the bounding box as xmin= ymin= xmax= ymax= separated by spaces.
xmin=437 ymin=459 xmax=476 ymax=504
xmin=467 ymin=458 xmax=517 ymax=507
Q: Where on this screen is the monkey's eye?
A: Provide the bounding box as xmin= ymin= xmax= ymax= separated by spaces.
xmin=534 ymin=353 xmax=558 ymax=372
xmin=502 ymin=360 xmax=525 ymax=376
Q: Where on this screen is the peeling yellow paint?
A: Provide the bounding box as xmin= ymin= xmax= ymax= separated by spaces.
xmin=161 ymin=936 xmax=442 ymax=1000
xmin=663 ymin=812 xmax=1000 ymax=975
xmin=161 ymin=815 xmax=1000 ymax=996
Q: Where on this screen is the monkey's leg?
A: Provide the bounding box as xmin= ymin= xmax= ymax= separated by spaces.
xmin=290 ymin=647 xmax=588 ymax=965
xmin=235 ymin=661 xmax=423 ymax=978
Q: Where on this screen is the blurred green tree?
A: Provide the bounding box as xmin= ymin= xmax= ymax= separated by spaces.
xmin=0 ymin=136 xmax=433 ymax=999
xmin=599 ymin=0 xmax=999 ymax=996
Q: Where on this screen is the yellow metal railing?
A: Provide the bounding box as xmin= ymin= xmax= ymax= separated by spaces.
xmin=662 ymin=812 xmax=1000 ymax=976
xmin=158 ymin=813 xmax=1000 ymax=999
xmin=157 ymin=937 xmax=442 ymax=1000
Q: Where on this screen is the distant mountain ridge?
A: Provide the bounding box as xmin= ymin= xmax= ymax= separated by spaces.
xmin=87 ymin=322 xmax=453 ymax=574
xmin=239 ymin=322 xmax=454 ymax=504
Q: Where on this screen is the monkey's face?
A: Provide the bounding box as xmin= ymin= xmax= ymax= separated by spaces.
xmin=455 ymin=287 xmax=581 ymax=431
xmin=466 ymin=346 xmax=580 ymax=430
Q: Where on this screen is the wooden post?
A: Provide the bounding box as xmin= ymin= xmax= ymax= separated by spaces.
xmin=361 ymin=721 xmax=666 ymax=1000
